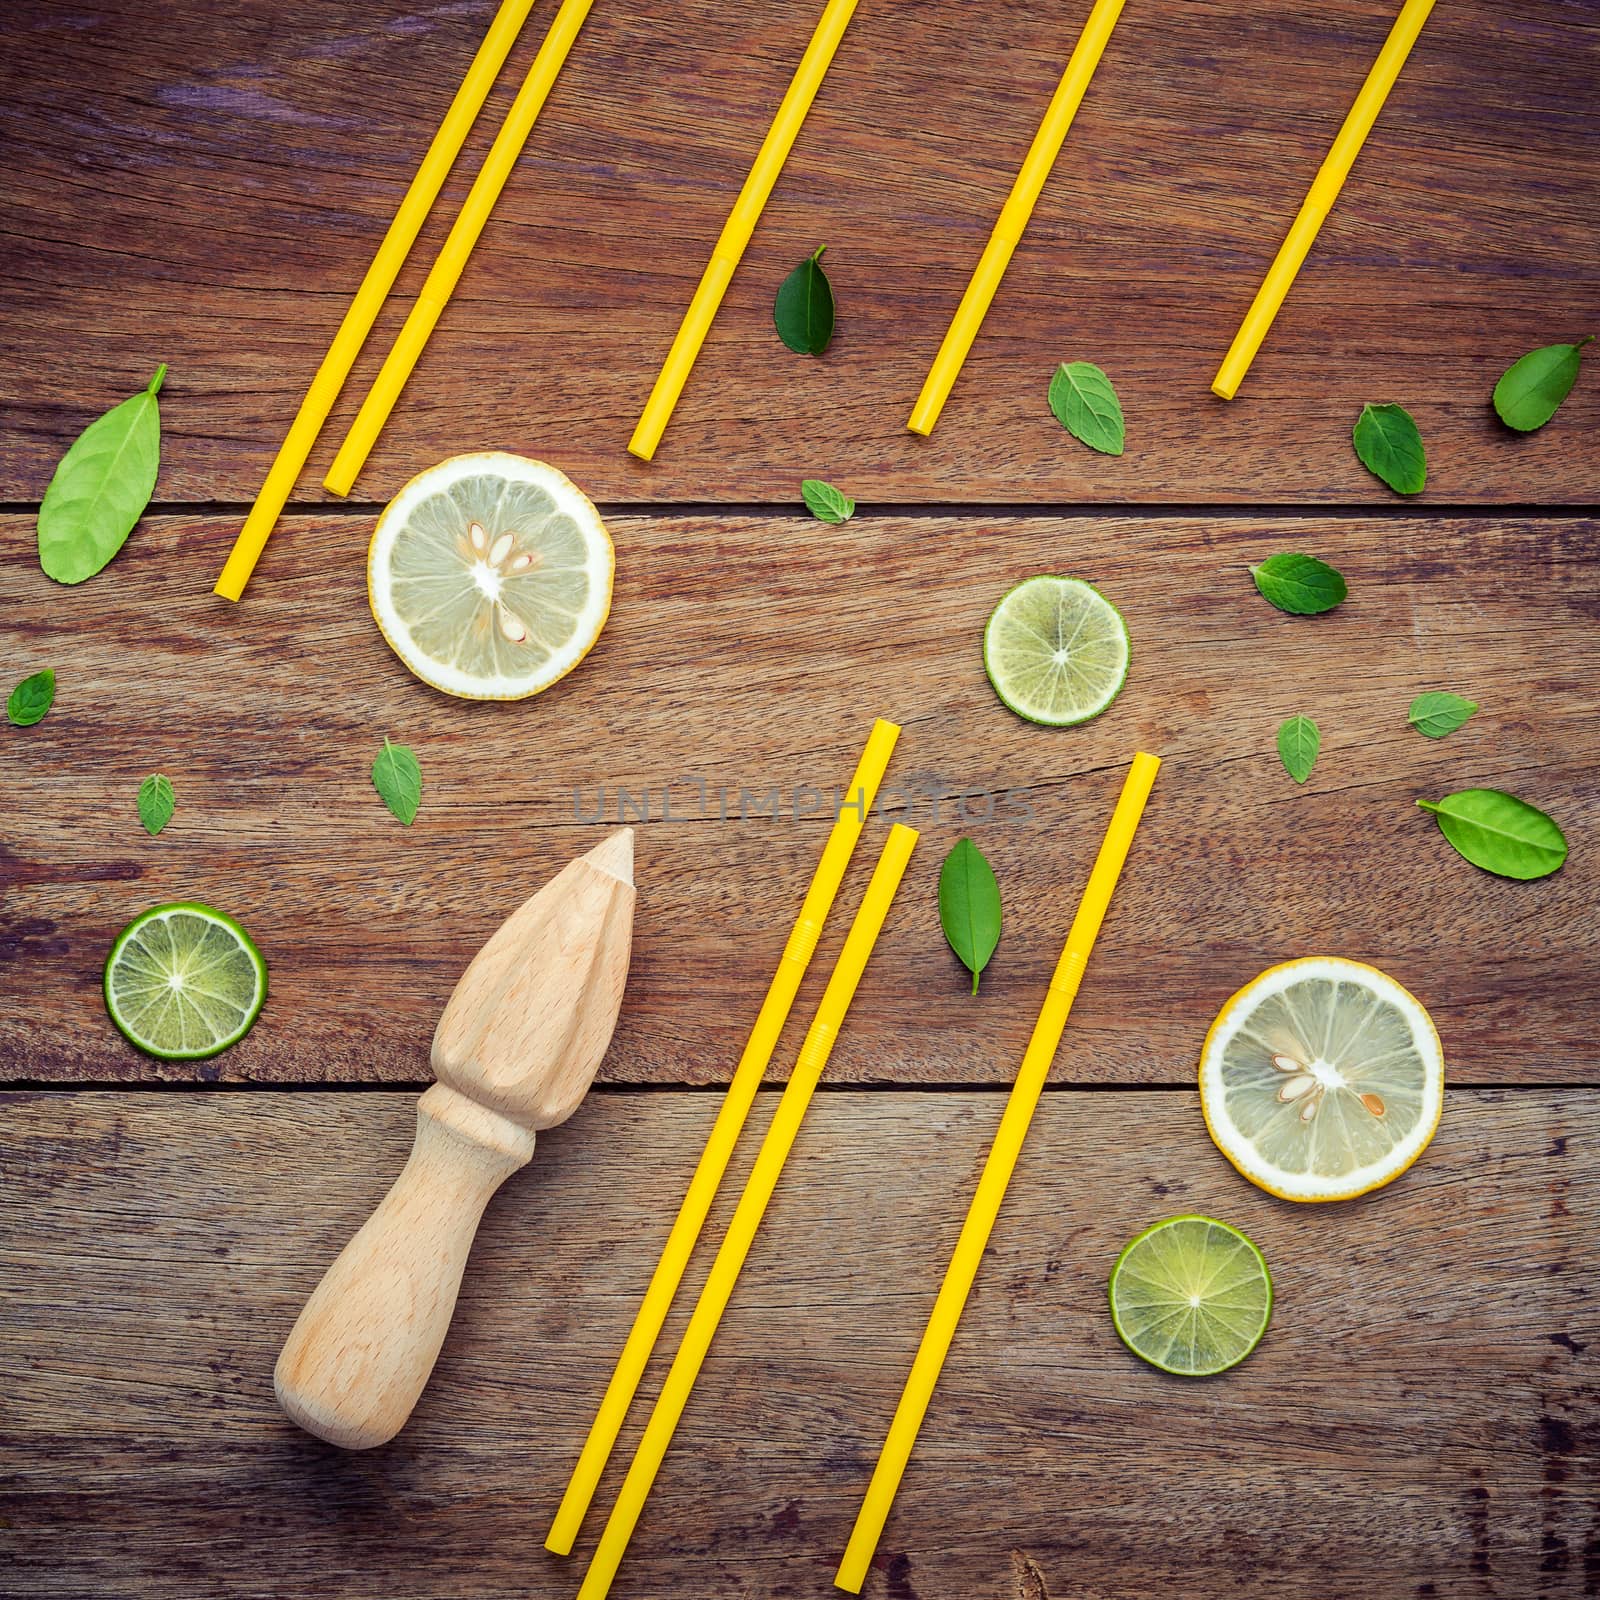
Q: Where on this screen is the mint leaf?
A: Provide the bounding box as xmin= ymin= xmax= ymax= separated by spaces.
xmin=1250 ymin=553 xmax=1347 ymax=615
xmin=137 ymin=773 xmax=176 ymax=836
xmin=1407 ymin=692 xmax=1477 ymax=739
xmin=1352 ymin=403 xmax=1425 ymax=495
xmin=801 ymin=478 xmax=854 ymax=523
xmin=372 ymin=738 xmax=422 ymax=826
xmin=1048 ymin=361 xmax=1124 ymax=455
xmin=7 ymin=668 xmax=56 ymax=727
xmin=1277 ymin=715 xmax=1320 ymax=784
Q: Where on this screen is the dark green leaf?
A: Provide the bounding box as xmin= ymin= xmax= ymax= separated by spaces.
xmin=1417 ymin=788 xmax=1566 ymax=880
xmin=1407 ymin=692 xmax=1477 ymax=739
xmin=938 ymin=836 xmax=1001 ymax=995
xmin=1492 ymin=338 xmax=1590 ymax=432
xmin=1250 ymin=552 xmax=1348 ymax=616
xmin=7 ymin=668 xmax=55 ymax=727
xmin=1276 ymin=715 xmax=1320 ymax=784
xmin=773 ymin=245 xmax=834 ymax=355
xmin=800 ymin=478 xmax=854 ymax=523
xmin=137 ymin=773 xmax=176 ymax=836
xmin=1352 ymin=402 xmax=1425 ymax=496
xmin=372 ymin=738 xmax=422 ymax=826
xmin=38 ymin=366 xmax=166 ymax=584
xmin=1048 ymin=361 xmax=1125 ymax=455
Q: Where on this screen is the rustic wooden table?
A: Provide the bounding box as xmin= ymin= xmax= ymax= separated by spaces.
xmin=2 ymin=1 xmax=1596 ymax=1596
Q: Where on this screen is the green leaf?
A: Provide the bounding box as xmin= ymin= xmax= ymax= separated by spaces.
xmin=1352 ymin=402 xmax=1425 ymax=495
xmin=38 ymin=366 xmax=166 ymax=584
xmin=372 ymin=738 xmax=422 ymax=826
xmin=1048 ymin=361 xmax=1125 ymax=456
xmin=1250 ymin=552 xmax=1348 ymax=615
xmin=938 ymin=836 xmax=1001 ymax=995
xmin=7 ymin=668 xmax=56 ymax=727
xmin=137 ymin=773 xmax=176 ymax=836
xmin=1407 ymin=692 xmax=1478 ymax=739
xmin=1492 ymin=338 xmax=1590 ymax=432
xmin=773 ymin=245 xmax=835 ymax=356
xmin=1417 ymin=789 xmax=1567 ymax=881
xmin=800 ymin=478 xmax=854 ymax=523
xmin=1276 ymin=715 xmax=1320 ymax=784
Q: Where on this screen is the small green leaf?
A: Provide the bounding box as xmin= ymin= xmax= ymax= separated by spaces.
xmin=1492 ymin=338 xmax=1591 ymax=432
xmin=7 ymin=668 xmax=56 ymax=727
xmin=938 ymin=837 xmax=1002 ymax=995
xmin=137 ymin=773 xmax=176 ymax=836
xmin=1276 ymin=715 xmax=1320 ymax=784
xmin=1048 ymin=361 xmax=1125 ymax=456
xmin=773 ymin=245 xmax=835 ymax=356
xmin=372 ymin=738 xmax=422 ymax=826
xmin=1407 ymin=692 xmax=1478 ymax=739
xmin=1352 ymin=402 xmax=1425 ymax=495
xmin=1250 ymin=552 xmax=1348 ymax=616
xmin=800 ymin=478 xmax=854 ymax=523
xmin=1417 ymin=789 xmax=1566 ymax=880
xmin=38 ymin=366 xmax=166 ymax=584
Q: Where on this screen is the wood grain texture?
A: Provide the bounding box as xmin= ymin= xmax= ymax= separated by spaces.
xmin=1 ymin=0 xmax=1597 ymax=504
xmin=4 ymin=7 xmax=1595 ymax=1598
xmin=1 ymin=1088 xmax=1594 ymax=1599
xmin=3 ymin=512 xmax=1595 ymax=1087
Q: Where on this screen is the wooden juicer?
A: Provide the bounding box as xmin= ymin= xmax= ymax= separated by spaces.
xmin=275 ymin=829 xmax=635 ymax=1449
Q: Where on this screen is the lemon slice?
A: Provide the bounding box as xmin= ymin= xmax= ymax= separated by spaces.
xmin=1200 ymin=958 xmax=1444 ymax=1202
xmin=983 ymin=575 xmax=1130 ymax=726
xmin=368 ymin=452 xmax=614 ymax=700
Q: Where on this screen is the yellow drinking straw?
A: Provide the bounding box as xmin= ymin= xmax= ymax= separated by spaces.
xmin=627 ymin=0 xmax=859 ymax=462
xmin=212 ymin=0 xmax=537 ymax=602
xmin=907 ymin=0 xmax=1126 ymax=437
xmin=1212 ymin=0 xmax=1436 ymax=400
xmin=545 ymin=718 xmax=900 ymax=1556
xmin=577 ymin=822 xmax=919 ymax=1600
xmin=324 ymin=0 xmax=596 ymax=496
xmin=835 ymin=753 xmax=1160 ymax=1593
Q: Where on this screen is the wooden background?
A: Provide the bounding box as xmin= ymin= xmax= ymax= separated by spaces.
xmin=1 ymin=0 xmax=1595 ymax=1597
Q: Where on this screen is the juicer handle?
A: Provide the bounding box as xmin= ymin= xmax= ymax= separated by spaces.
xmin=274 ymin=1085 xmax=536 ymax=1449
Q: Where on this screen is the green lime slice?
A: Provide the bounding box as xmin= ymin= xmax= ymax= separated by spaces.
xmin=983 ymin=575 xmax=1130 ymax=726
xmin=1108 ymin=1215 xmax=1272 ymax=1376
xmin=104 ymin=902 xmax=267 ymax=1060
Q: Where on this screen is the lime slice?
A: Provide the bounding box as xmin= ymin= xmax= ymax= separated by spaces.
xmin=1200 ymin=957 xmax=1444 ymax=1203
xmin=1109 ymin=1215 xmax=1272 ymax=1376
xmin=983 ymin=575 xmax=1130 ymax=726
xmin=368 ymin=452 xmax=614 ymax=701
xmin=104 ymin=902 xmax=267 ymax=1060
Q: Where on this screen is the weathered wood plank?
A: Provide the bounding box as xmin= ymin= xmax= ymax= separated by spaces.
xmin=1 ymin=0 xmax=1596 ymax=503
xmin=0 ymin=1089 xmax=1593 ymax=1598
xmin=3 ymin=513 xmax=1595 ymax=1086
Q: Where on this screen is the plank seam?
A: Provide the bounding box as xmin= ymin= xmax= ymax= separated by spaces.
xmin=1 ymin=501 xmax=1596 ymax=520
xmin=0 ymin=1080 xmax=1583 ymax=1095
